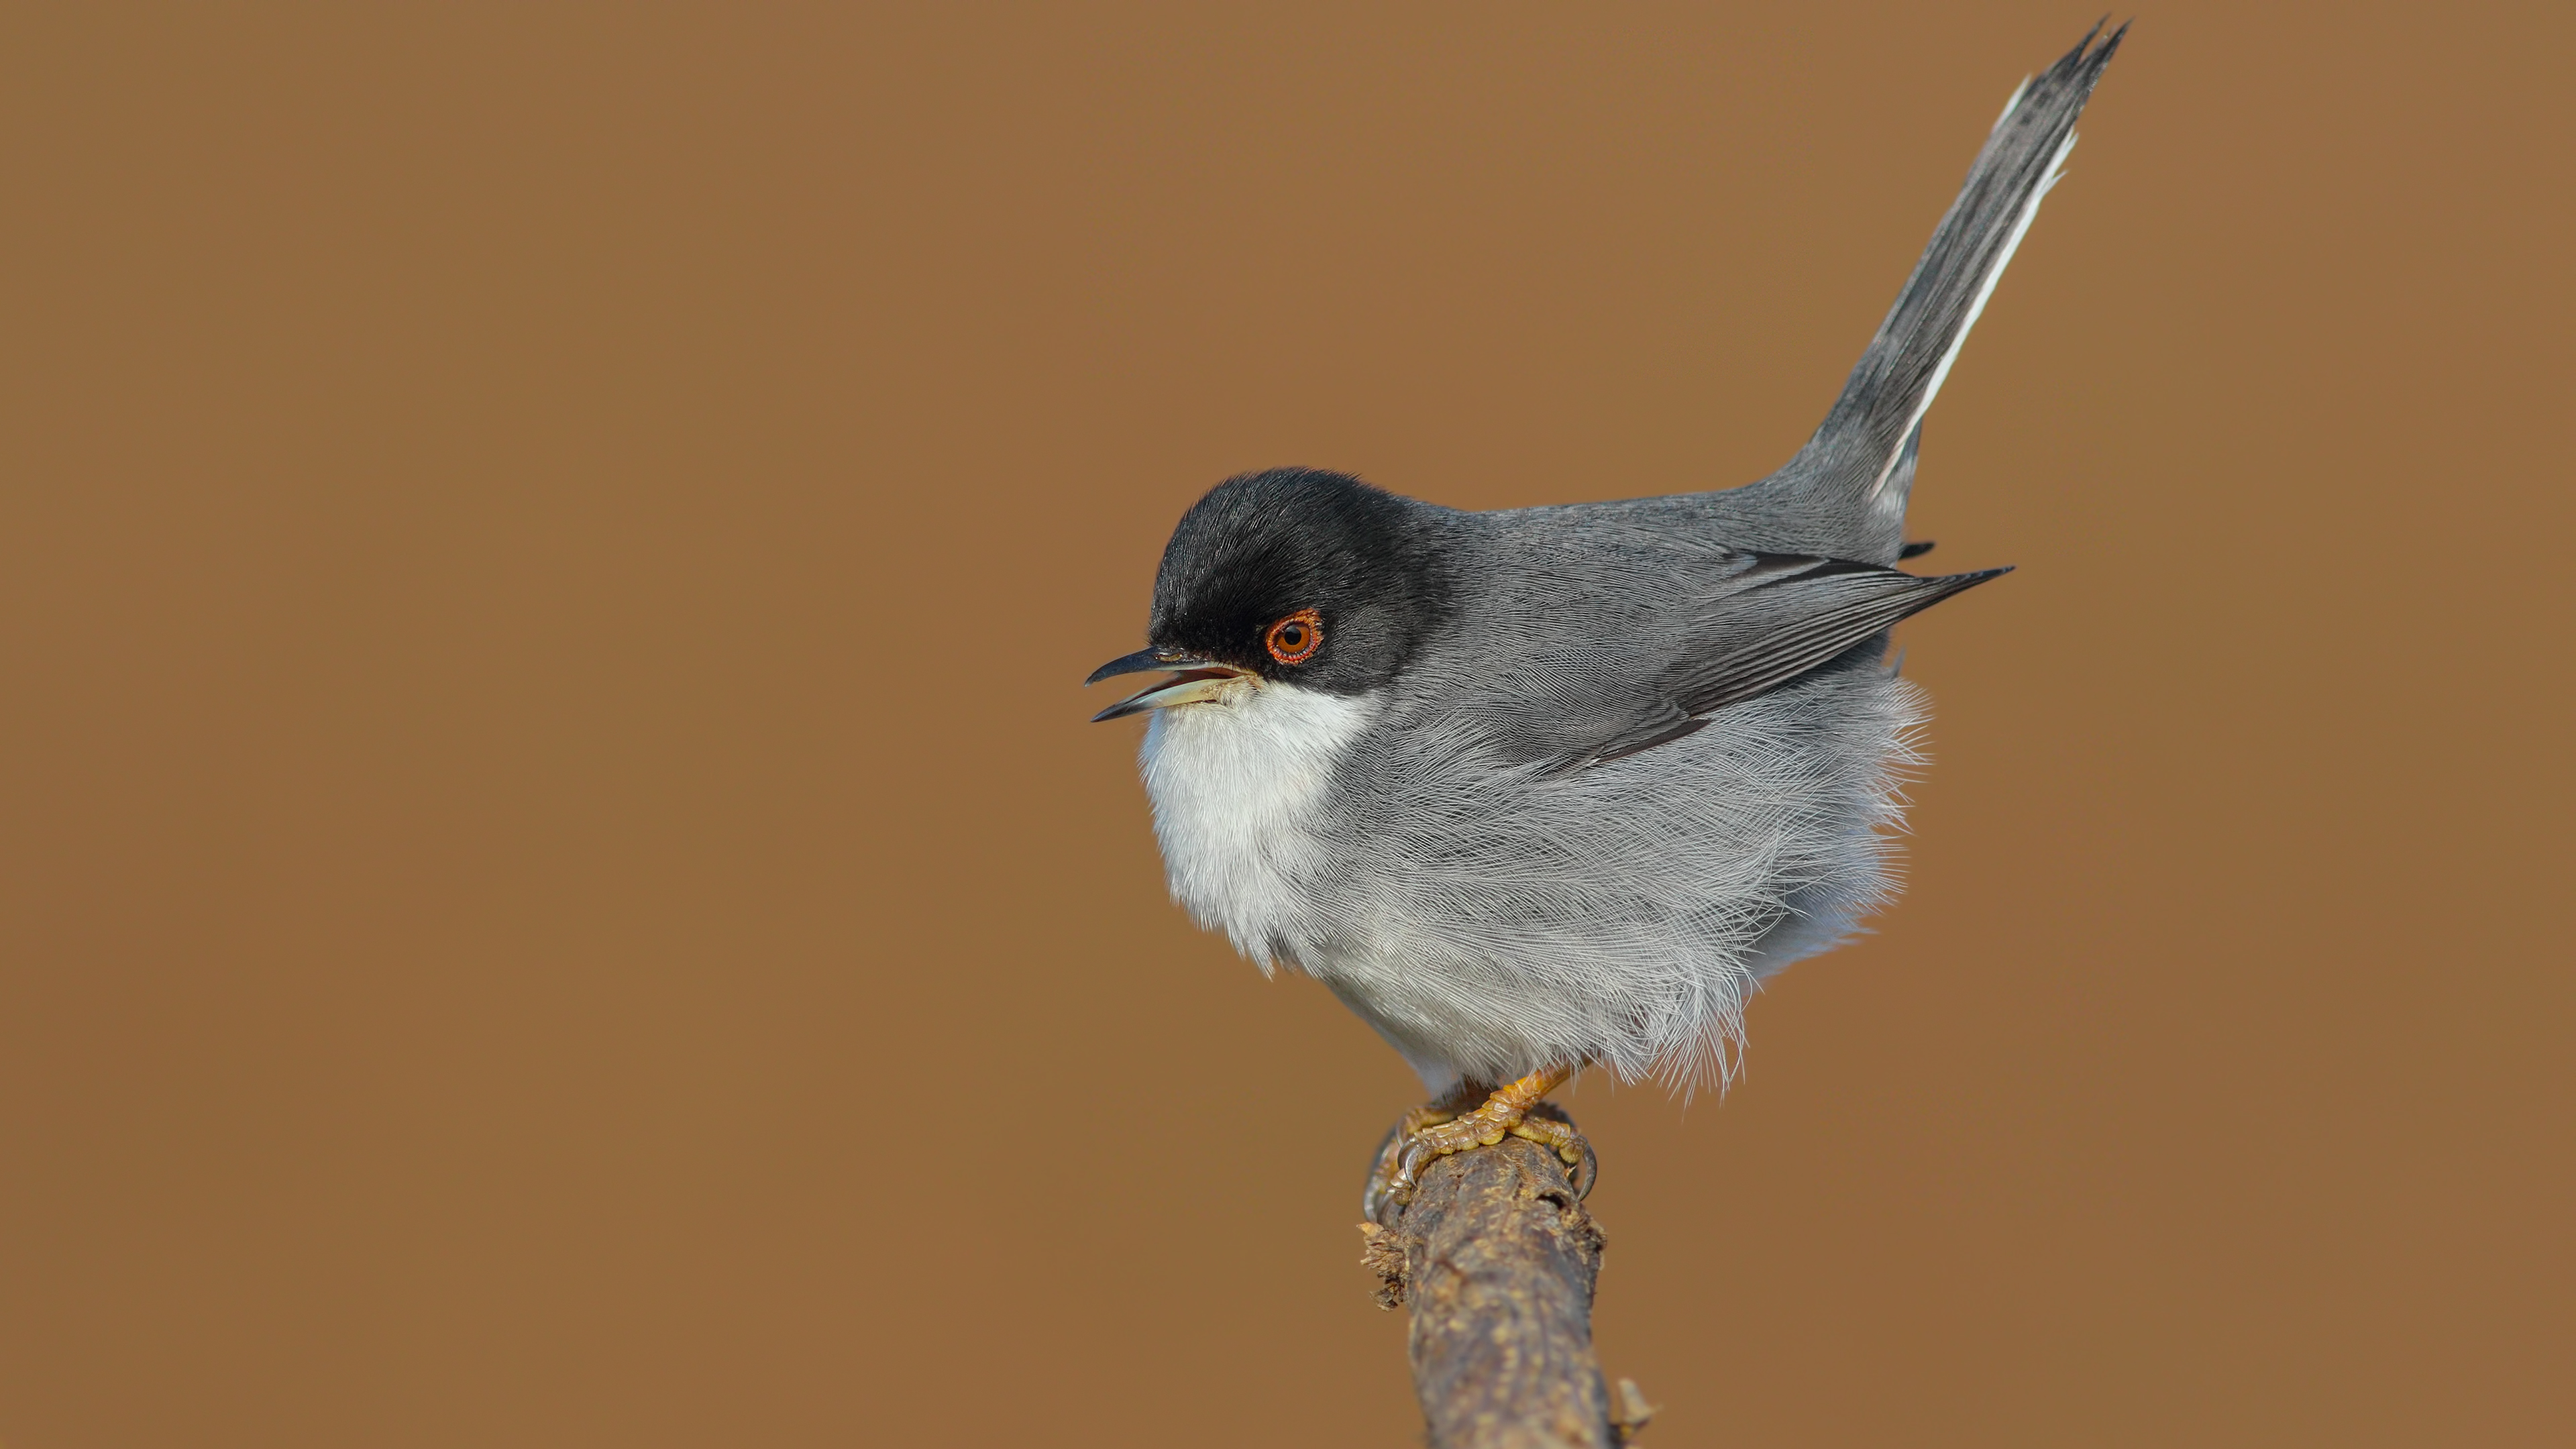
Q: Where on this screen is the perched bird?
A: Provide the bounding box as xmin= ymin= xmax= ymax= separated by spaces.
xmin=1089 ymin=28 xmax=2122 ymax=1220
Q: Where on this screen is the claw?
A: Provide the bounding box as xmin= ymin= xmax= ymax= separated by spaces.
xmin=1506 ymin=1108 xmax=1597 ymax=1200
xmin=1363 ymin=1065 xmax=1592 ymax=1222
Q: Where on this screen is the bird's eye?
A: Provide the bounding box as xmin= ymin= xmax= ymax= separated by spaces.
xmin=1265 ymin=608 xmax=1324 ymax=665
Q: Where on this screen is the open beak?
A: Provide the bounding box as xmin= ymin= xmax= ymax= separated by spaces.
xmin=1085 ymin=647 xmax=1252 ymax=722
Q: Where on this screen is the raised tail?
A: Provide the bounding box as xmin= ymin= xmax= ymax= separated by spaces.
xmin=1764 ymin=23 xmax=2124 ymax=560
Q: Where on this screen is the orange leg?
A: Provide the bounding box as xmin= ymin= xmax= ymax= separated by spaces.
xmin=1365 ymin=1065 xmax=1594 ymax=1223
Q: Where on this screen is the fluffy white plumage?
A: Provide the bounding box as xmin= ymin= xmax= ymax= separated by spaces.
xmin=1140 ymin=677 xmax=1376 ymax=968
xmin=1140 ymin=655 xmax=1929 ymax=1097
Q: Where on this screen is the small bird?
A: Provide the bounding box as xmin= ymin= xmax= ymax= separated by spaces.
xmin=1089 ymin=28 xmax=2121 ymax=1220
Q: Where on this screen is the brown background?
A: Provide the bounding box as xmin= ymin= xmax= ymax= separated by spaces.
xmin=2 ymin=3 xmax=2569 ymax=1445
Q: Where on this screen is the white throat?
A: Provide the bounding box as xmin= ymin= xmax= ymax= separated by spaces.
xmin=1138 ymin=678 xmax=1374 ymax=967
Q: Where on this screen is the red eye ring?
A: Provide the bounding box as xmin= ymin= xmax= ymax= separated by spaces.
xmin=1265 ymin=608 xmax=1324 ymax=665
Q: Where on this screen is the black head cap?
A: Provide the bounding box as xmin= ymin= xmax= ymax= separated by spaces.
xmin=1148 ymin=468 xmax=1456 ymax=696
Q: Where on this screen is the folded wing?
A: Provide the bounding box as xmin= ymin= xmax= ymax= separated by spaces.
xmin=1573 ymin=555 xmax=2006 ymax=768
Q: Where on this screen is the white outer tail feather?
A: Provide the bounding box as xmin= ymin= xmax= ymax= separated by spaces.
xmin=1867 ymin=117 xmax=2082 ymax=502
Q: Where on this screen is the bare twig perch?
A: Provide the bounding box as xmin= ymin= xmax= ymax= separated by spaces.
xmin=1362 ymin=1106 xmax=1652 ymax=1448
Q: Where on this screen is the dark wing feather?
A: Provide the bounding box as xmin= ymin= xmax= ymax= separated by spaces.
xmin=1579 ymin=556 xmax=2006 ymax=767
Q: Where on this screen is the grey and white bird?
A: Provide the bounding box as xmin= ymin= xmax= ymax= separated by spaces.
xmin=1088 ymin=28 xmax=2121 ymax=1219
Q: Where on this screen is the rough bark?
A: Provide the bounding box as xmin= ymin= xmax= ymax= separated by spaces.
xmin=1361 ymin=1107 xmax=1647 ymax=1448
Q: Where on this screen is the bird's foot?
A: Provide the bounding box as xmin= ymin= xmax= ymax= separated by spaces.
xmin=1364 ymin=1066 xmax=1593 ymax=1224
